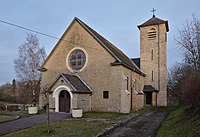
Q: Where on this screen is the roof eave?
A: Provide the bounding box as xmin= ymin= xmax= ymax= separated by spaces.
xmin=110 ymin=62 xmax=146 ymax=76
xmin=143 ymin=90 xmax=159 ymax=93
xmin=73 ymin=91 xmax=92 ymax=94
xmin=137 ymin=21 xmax=169 ymax=32
xmin=76 ymin=75 xmax=93 ymax=92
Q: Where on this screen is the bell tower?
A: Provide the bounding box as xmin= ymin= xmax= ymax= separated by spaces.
xmin=138 ymin=12 xmax=169 ymax=106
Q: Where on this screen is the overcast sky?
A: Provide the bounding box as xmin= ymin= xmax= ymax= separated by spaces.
xmin=0 ymin=0 xmax=199 ymax=85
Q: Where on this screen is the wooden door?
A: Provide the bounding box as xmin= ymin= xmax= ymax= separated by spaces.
xmin=146 ymin=92 xmax=152 ymax=105
xmin=59 ymin=90 xmax=70 ymax=112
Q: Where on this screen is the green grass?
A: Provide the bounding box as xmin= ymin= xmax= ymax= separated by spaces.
xmin=38 ymin=109 xmax=46 ymax=114
xmin=0 ymin=109 xmax=46 ymax=119
xmin=0 ymin=115 xmax=16 ymax=122
xmin=0 ymin=110 xmax=28 ymax=117
xmin=2 ymin=110 xmax=144 ymax=137
xmin=83 ymin=111 xmax=126 ymax=119
xmin=156 ymin=106 xmax=200 ymax=137
xmin=150 ymin=106 xmax=176 ymax=113
xmin=3 ymin=120 xmax=110 ymax=137
xmin=2 ymin=109 xmax=146 ymax=137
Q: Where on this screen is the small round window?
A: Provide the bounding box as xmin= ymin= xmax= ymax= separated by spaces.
xmin=68 ymin=49 xmax=86 ymax=71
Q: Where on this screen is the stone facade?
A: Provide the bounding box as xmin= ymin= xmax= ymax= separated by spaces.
xmin=139 ymin=16 xmax=169 ymax=106
xmin=39 ymin=15 xmax=169 ymax=113
xmin=39 ymin=18 xmax=145 ymax=113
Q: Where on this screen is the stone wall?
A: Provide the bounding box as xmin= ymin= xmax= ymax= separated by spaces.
xmin=74 ymin=93 xmax=91 ymax=112
xmin=121 ymin=66 xmax=145 ymax=112
xmin=135 ymin=94 xmax=144 ymax=110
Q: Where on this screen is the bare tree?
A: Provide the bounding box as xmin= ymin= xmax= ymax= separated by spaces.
xmin=14 ymin=33 xmax=46 ymax=105
xmin=169 ymin=15 xmax=200 ymax=114
xmin=175 ymin=14 xmax=200 ymax=70
xmin=168 ymin=63 xmax=191 ymax=97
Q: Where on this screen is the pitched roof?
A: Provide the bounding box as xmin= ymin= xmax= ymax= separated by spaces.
xmin=41 ymin=17 xmax=145 ymax=76
xmin=137 ymin=16 xmax=169 ymax=32
xmin=130 ymin=58 xmax=140 ymax=69
xmin=143 ymin=85 xmax=159 ymax=92
xmin=75 ymin=17 xmax=145 ymax=76
xmin=50 ymin=73 xmax=92 ymax=93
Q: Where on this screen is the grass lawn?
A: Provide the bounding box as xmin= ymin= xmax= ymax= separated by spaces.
xmin=83 ymin=111 xmax=126 ymax=119
xmin=2 ymin=109 xmax=146 ymax=137
xmin=0 ymin=109 xmax=46 ymax=118
xmin=3 ymin=120 xmax=110 ymax=137
xmin=0 ymin=115 xmax=16 ymax=122
xmin=156 ymin=106 xmax=200 ymax=137
xmin=2 ymin=111 xmax=127 ymax=137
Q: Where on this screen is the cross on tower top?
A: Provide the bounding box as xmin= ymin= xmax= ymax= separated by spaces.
xmin=151 ymin=8 xmax=156 ymax=17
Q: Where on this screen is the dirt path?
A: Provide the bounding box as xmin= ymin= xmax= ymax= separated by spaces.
xmin=103 ymin=110 xmax=166 ymax=137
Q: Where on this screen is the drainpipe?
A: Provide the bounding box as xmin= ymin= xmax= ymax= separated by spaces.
xmin=157 ymin=23 xmax=160 ymax=106
xmin=130 ymin=71 xmax=133 ymax=110
xmin=156 ymin=93 xmax=158 ymax=106
xmin=90 ymin=94 xmax=92 ymax=111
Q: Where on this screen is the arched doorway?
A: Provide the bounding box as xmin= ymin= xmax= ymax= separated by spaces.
xmin=53 ymin=85 xmax=73 ymax=112
xmin=59 ymin=90 xmax=70 ymax=112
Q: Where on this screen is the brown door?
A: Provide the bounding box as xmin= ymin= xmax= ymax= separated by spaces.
xmin=59 ymin=90 xmax=70 ymax=112
xmin=146 ymin=92 xmax=152 ymax=105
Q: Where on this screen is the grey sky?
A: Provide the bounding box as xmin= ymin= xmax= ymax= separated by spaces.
xmin=0 ymin=0 xmax=199 ymax=85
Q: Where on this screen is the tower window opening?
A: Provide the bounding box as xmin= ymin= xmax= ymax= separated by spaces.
xmin=148 ymin=28 xmax=156 ymax=39
xmin=151 ymin=49 xmax=154 ymax=60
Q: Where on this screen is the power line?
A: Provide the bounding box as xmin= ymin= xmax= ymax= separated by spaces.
xmin=0 ymin=19 xmax=104 ymax=52
xmin=0 ymin=19 xmax=59 ymax=40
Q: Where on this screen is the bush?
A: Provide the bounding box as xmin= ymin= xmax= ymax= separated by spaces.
xmin=6 ymin=105 xmax=19 ymax=111
xmin=181 ymin=71 xmax=200 ymax=115
xmin=0 ymin=103 xmax=6 ymax=110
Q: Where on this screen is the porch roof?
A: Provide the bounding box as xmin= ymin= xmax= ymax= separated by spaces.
xmin=143 ymin=85 xmax=159 ymax=92
xmin=49 ymin=73 xmax=92 ymax=94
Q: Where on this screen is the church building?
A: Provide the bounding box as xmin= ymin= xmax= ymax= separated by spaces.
xmin=39 ymin=14 xmax=169 ymax=113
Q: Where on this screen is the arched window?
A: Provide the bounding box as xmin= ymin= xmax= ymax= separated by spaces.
xmin=148 ymin=28 xmax=157 ymax=39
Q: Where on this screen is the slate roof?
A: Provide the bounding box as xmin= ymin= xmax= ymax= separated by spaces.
xmin=143 ymin=85 xmax=159 ymax=92
xmin=50 ymin=73 xmax=92 ymax=93
xmin=131 ymin=58 xmax=140 ymax=69
xmin=75 ymin=17 xmax=145 ymax=76
xmin=41 ymin=17 xmax=145 ymax=76
xmin=137 ymin=16 xmax=169 ymax=32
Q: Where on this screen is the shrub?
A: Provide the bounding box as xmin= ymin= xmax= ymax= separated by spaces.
xmin=0 ymin=103 xmax=6 ymax=110
xmin=181 ymin=71 xmax=200 ymax=115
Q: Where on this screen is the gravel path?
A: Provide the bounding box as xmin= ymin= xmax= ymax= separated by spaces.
xmin=0 ymin=112 xmax=71 ymax=136
xmin=103 ymin=110 xmax=166 ymax=137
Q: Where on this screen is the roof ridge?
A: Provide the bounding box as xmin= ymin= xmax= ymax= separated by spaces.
xmin=138 ymin=16 xmax=169 ymax=32
xmin=75 ymin=18 xmax=145 ymax=75
xmin=75 ymin=17 xmax=121 ymax=62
